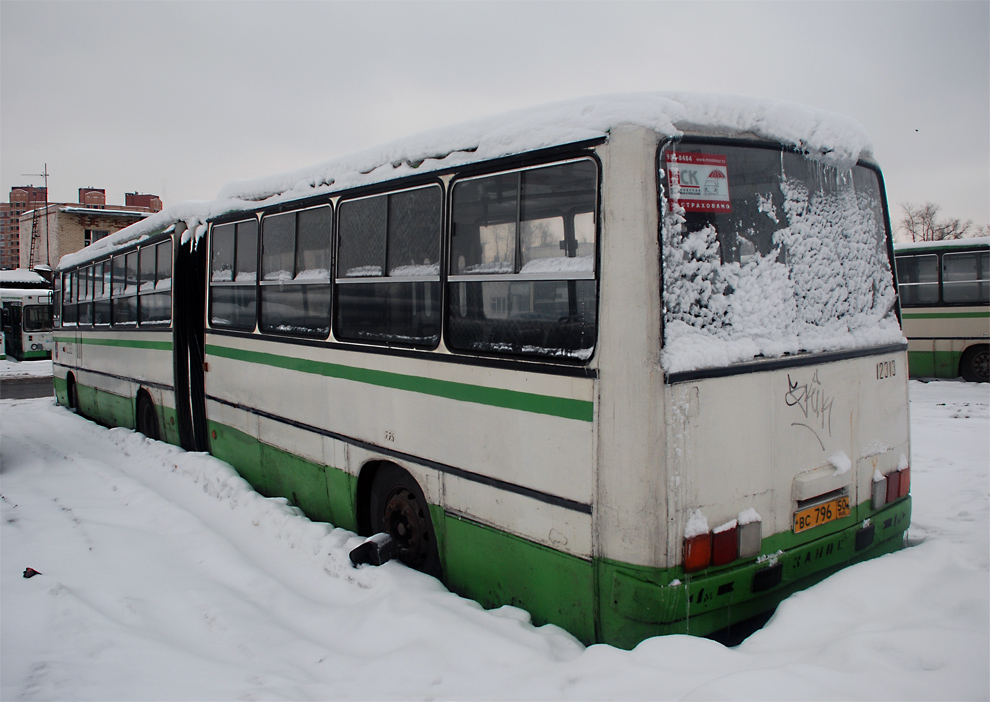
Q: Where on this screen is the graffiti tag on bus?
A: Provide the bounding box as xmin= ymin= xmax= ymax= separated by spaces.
xmin=786 ymin=370 xmax=834 ymax=449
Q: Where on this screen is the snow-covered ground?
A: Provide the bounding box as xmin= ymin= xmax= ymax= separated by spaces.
xmin=1 ymin=380 xmax=987 ymax=701
xmin=0 ymin=359 xmax=53 ymax=380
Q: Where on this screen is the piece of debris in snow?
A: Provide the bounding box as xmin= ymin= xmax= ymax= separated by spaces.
xmin=349 ymin=533 xmax=398 ymax=567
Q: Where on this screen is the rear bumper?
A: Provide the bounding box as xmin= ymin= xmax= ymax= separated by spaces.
xmin=604 ymin=496 xmax=912 ymax=648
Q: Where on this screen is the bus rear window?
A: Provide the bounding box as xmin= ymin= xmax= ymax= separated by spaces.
xmin=660 ymin=142 xmax=902 ymax=373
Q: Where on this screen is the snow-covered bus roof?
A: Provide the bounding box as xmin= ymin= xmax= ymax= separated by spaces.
xmin=57 ymin=91 xmax=874 ymax=271
xmin=0 ymin=269 xmax=50 ymax=287
xmin=894 ymin=236 xmax=990 ymax=252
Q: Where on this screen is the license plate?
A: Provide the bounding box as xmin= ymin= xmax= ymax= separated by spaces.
xmin=793 ymin=496 xmax=850 ymax=533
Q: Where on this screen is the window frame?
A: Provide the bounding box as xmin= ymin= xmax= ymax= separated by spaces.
xmin=94 ymin=258 xmax=112 ymax=326
xmin=445 ymin=157 xmax=601 ymax=361
xmin=333 ymin=183 xmax=444 ymax=348
xmin=448 ymin=158 xmax=599 ymax=285
xmin=209 ymin=217 xmax=260 ymax=332
xmin=112 ymin=250 xmax=140 ymax=326
xmin=258 ymin=204 xmax=333 ymax=339
xmin=138 ymin=239 xmax=173 ymax=326
xmin=77 ymin=263 xmax=94 ymax=326
xmin=895 ymin=253 xmax=941 ymax=307
xmin=942 ymin=249 xmax=989 ymax=305
xmin=895 ymin=247 xmax=990 ymax=307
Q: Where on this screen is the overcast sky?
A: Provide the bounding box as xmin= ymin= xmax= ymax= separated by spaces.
xmin=2 ymin=1 xmax=988 ymax=233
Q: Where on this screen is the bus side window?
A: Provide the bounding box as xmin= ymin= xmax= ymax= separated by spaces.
xmin=895 ymin=254 xmax=939 ymax=305
xmin=112 ymin=252 xmax=139 ymax=325
xmin=259 ymin=206 xmax=332 ymax=338
xmin=943 ymin=251 xmax=990 ymax=304
xmin=447 ymin=159 xmax=598 ymax=359
xmin=140 ymin=240 xmax=173 ymax=325
xmin=94 ymin=261 xmax=111 ymax=326
xmin=63 ymin=270 xmax=78 ymax=325
xmin=78 ymin=265 xmax=94 ymax=326
xmin=334 ymin=186 xmax=441 ymax=347
xmin=210 ymin=220 xmax=259 ymax=331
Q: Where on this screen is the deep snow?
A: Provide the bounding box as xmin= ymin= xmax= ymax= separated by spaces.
xmin=1 ymin=380 xmax=987 ymax=701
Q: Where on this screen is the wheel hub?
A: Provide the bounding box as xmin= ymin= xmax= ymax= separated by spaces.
xmin=383 ymin=487 xmax=427 ymax=567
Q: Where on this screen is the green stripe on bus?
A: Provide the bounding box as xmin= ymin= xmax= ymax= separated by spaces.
xmin=901 ymin=311 xmax=990 ymax=319
xmin=206 ymin=343 xmax=594 ymax=422
xmin=54 ymin=336 xmax=172 ymax=351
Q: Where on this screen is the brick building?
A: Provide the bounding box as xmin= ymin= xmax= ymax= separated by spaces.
xmin=1 ymin=187 xmax=162 ymax=270
xmin=126 ymin=192 xmax=163 ymax=211
xmin=0 ymin=186 xmax=48 ymax=269
xmin=19 ymin=204 xmax=153 ymax=270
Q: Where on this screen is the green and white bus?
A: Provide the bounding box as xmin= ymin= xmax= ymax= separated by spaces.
xmin=52 ymin=93 xmax=912 ymax=649
xmin=1 ymin=269 xmax=53 ymax=361
xmin=894 ymin=237 xmax=989 ymax=382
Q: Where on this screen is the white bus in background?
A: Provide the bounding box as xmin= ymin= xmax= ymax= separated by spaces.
xmin=894 ymin=237 xmax=989 ymax=382
xmin=1 ymin=269 xmax=53 ymax=361
xmin=52 ymin=93 xmax=912 ymax=649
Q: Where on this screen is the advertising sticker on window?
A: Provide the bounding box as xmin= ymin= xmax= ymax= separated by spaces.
xmin=666 ymin=152 xmax=732 ymax=213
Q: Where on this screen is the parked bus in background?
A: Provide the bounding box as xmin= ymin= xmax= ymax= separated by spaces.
xmin=51 ymin=93 xmax=912 ymax=649
xmin=894 ymin=237 xmax=989 ymax=383
xmin=1 ymin=269 xmax=53 ymax=361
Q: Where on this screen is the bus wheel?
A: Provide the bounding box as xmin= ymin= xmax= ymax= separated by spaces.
xmin=960 ymin=345 xmax=989 ymax=383
xmin=66 ymin=374 xmax=78 ymax=411
xmin=136 ymin=393 xmax=161 ymax=441
xmin=369 ymin=465 xmax=442 ymax=578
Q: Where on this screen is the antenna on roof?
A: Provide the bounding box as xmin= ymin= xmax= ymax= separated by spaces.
xmin=20 ymin=164 xmax=51 ymax=269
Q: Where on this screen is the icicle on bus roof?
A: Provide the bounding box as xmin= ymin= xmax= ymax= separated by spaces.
xmin=57 ymin=91 xmax=874 ymax=271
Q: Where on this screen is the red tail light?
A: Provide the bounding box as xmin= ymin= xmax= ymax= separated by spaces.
xmin=712 ymin=523 xmax=738 ymax=566
xmin=885 ymin=470 xmax=901 ymax=505
xmin=898 ymin=466 xmax=910 ymax=498
xmin=683 ymin=533 xmax=712 ymax=573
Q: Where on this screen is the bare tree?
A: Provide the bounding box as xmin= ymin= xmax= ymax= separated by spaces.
xmin=899 ymin=202 xmax=976 ymax=242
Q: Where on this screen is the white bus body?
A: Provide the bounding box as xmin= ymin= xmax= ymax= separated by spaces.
xmin=52 ymin=94 xmax=911 ymax=648
xmin=1 ymin=288 xmax=53 ymax=361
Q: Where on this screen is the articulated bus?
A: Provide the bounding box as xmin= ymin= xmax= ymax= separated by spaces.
xmin=51 ymin=94 xmax=912 ymax=648
xmin=894 ymin=237 xmax=989 ymax=382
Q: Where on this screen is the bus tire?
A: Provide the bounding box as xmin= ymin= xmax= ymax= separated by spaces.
xmin=66 ymin=374 xmax=79 ymax=411
xmin=136 ymin=393 xmax=161 ymax=441
xmin=369 ymin=464 xmax=442 ymax=578
xmin=960 ymin=345 xmax=989 ymax=383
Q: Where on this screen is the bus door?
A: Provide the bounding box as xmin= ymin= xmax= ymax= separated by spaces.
xmin=173 ymin=231 xmax=210 ymax=452
xmin=3 ymin=303 xmax=24 ymax=360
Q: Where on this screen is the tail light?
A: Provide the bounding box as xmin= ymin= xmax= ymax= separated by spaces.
xmin=873 ymin=463 xmax=910 ymax=510
xmin=683 ymin=509 xmax=763 ymax=572
xmin=898 ymin=466 xmax=910 ymax=498
xmin=683 ymin=533 xmax=712 ymax=573
xmin=738 ymin=518 xmax=762 ymax=558
xmin=885 ymin=470 xmax=901 ymax=504
xmin=711 ymin=522 xmax=738 ymax=566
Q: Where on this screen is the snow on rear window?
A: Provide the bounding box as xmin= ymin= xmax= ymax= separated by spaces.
xmin=660 ymin=143 xmax=902 ymax=374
